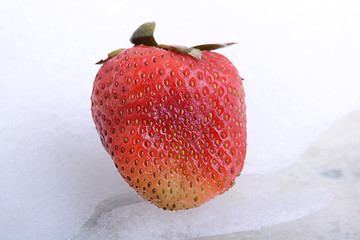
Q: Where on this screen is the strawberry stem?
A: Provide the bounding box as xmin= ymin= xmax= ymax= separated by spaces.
xmin=130 ymin=22 xmax=158 ymax=46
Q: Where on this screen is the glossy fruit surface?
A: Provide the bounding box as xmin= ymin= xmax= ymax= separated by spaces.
xmin=91 ymin=23 xmax=246 ymax=210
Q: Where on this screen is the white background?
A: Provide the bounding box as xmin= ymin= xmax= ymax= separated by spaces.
xmin=1 ymin=0 xmax=359 ymax=239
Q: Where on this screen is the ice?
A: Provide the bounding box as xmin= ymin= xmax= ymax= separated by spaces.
xmin=73 ymin=108 xmax=360 ymax=239
xmin=73 ymin=188 xmax=332 ymax=240
xmin=1 ymin=0 xmax=360 ymax=239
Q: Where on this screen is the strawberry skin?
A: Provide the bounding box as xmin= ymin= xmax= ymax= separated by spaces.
xmin=91 ymin=44 xmax=246 ymax=210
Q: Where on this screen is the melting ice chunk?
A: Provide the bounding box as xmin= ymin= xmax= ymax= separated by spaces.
xmin=74 ymin=187 xmax=332 ymax=240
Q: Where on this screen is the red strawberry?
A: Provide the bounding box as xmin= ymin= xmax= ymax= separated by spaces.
xmin=91 ymin=22 xmax=246 ymax=210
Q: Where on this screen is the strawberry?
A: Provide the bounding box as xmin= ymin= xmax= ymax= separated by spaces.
xmin=91 ymin=22 xmax=246 ymax=210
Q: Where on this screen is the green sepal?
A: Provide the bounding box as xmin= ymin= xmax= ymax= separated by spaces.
xmin=96 ymin=48 xmax=125 ymax=65
xmin=192 ymin=42 xmax=237 ymax=51
xmin=157 ymin=44 xmax=202 ymax=60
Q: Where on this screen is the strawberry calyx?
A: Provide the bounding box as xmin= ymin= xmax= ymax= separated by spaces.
xmin=96 ymin=22 xmax=236 ymax=64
